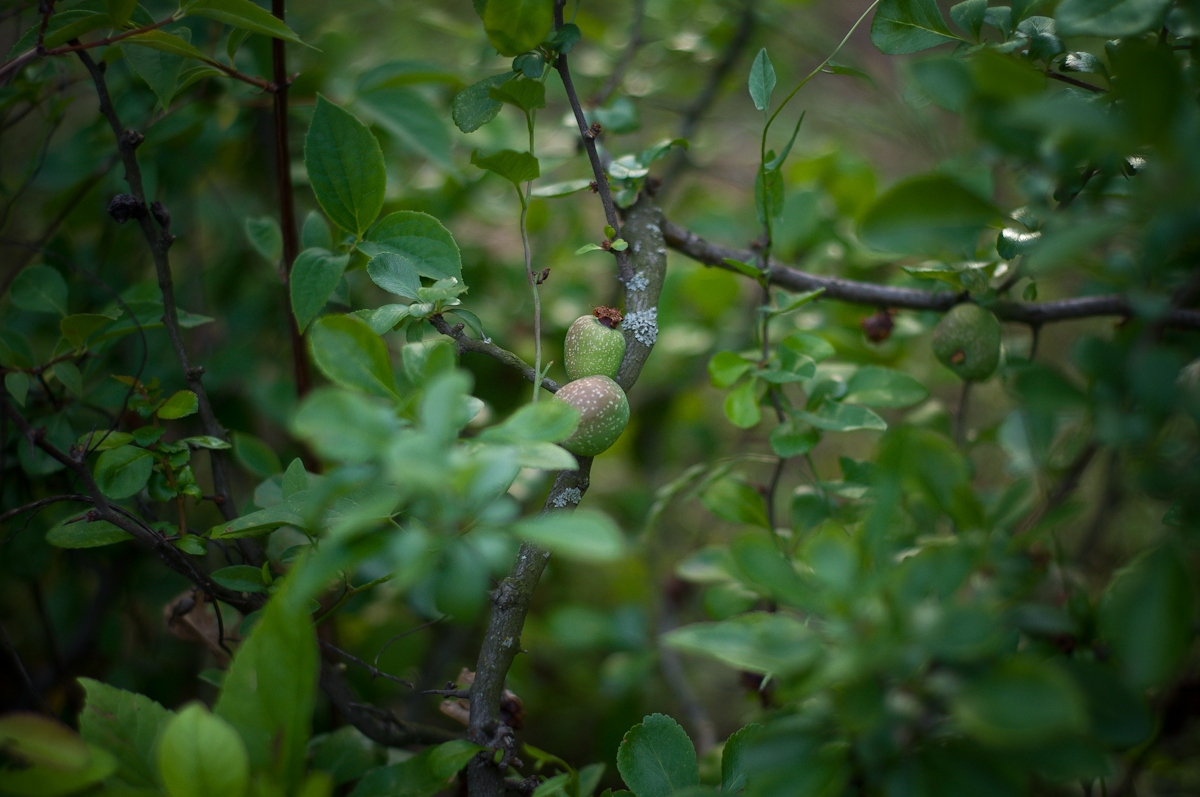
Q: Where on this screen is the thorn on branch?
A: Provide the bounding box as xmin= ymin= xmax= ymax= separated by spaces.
xmin=108 ymin=194 xmax=146 ymax=224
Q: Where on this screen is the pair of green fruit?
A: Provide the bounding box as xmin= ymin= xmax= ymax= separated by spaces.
xmin=554 ymin=309 xmax=630 ymax=457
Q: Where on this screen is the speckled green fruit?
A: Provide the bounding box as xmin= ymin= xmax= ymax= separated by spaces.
xmin=555 ymin=376 xmax=630 ymax=457
xmin=932 ymin=303 xmax=1002 ymax=381
xmin=564 ymin=315 xmax=626 ymax=381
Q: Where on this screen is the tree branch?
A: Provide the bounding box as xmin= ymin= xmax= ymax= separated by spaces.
xmin=0 ymin=493 xmax=91 ymax=525
xmin=431 ymin=314 xmax=561 ymax=393
xmin=661 ymin=219 xmax=1200 ymax=329
xmin=319 ymin=664 xmax=461 ymax=747
xmin=270 ymin=0 xmax=311 ymax=398
xmin=553 ymin=0 xmax=632 ymax=283
xmin=74 ymin=48 xmax=244 ymax=529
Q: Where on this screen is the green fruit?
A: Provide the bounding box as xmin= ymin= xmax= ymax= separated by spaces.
xmin=932 ymin=303 xmax=1002 ymax=381
xmin=555 ymin=376 xmax=630 ymax=457
xmin=564 ymin=309 xmax=626 ymax=381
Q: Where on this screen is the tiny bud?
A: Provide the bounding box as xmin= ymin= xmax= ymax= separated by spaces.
xmin=588 ymin=180 xmax=599 ymax=193
xmin=121 ymin=129 xmax=144 ymax=149
xmin=536 ymin=267 xmax=550 ymax=285
xmin=108 ymin=194 xmax=146 ymax=224
xmin=645 ymin=176 xmax=662 ymax=196
xmin=860 ymin=309 xmax=895 ymax=343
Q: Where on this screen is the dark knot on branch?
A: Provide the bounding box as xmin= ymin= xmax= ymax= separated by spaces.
xmin=108 ymin=194 xmax=146 ymax=224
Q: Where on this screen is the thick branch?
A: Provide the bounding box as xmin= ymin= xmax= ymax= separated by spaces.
xmin=431 ymin=314 xmax=561 ymax=393
xmin=615 ymin=196 xmax=667 ymax=390
xmin=75 ymin=49 xmax=242 ymax=525
xmin=662 ymin=219 xmax=1200 ymax=329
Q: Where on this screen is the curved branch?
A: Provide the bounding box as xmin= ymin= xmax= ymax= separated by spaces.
xmin=661 ymin=219 xmax=1200 ymax=329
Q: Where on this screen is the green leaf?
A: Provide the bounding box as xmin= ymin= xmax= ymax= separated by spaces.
xmin=771 ymin=287 xmax=824 ymax=316
xmin=616 ymin=714 xmax=699 ymax=797
xmin=0 ymin=714 xmax=117 ymax=797
xmin=859 ymin=174 xmax=1001 ymax=256
xmin=106 ymin=0 xmax=139 ymax=27
xmin=61 ymin=313 xmax=118 ymax=350
xmin=355 ymin=88 xmax=455 ymax=173
xmin=11 ymin=265 xmax=68 ymax=316
xmin=9 ymin=11 xmax=111 ymax=55
xmin=769 ymin=420 xmax=819 ymax=458
xmin=157 ymin=704 xmax=250 ymax=797
xmin=1055 ymin=0 xmax=1171 ymax=37
xmin=871 ymin=0 xmax=962 ymax=54
xmin=721 ymin=723 xmax=764 ymax=794
xmin=731 ymin=532 xmax=813 ymax=605
xmin=94 ymin=446 xmax=154 ymax=500
xmin=950 ymin=0 xmax=988 ymax=38
xmin=309 ymin=314 xmax=398 ymax=398
xmin=489 ymin=76 xmax=546 ymax=112
xmin=451 ymin=73 xmax=513 ymax=133
xmin=763 ymin=111 xmax=805 ymax=171
xmin=244 ymin=216 xmax=283 ymax=262
xmin=46 ymin=517 xmax=129 ymax=549
xmin=180 ymin=436 xmax=230 ymax=450
xmin=843 ymin=366 xmax=929 ymax=408
xmin=291 ymin=247 xmax=350 ymax=331
xmin=700 ymin=477 xmax=770 ymax=528
xmin=232 ymin=431 xmax=282 ymax=477
xmin=780 ymin=332 xmax=835 ymax=363
xmin=79 ymin=678 xmax=174 ymax=788
xmin=708 ymin=352 xmax=756 ymax=389
xmin=125 ymin=38 xmax=186 ymax=108
xmin=211 ymin=565 xmax=268 ymax=594
xmin=293 ymin=388 xmax=402 ymax=464
xmin=185 ymin=0 xmax=303 ymax=44
xmin=953 ymin=658 xmax=1089 ymax=747
xmin=724 ymin=379 xmax=761 ymax=429
xmin=471 ymin=149 xmax=540 ymax=187
xmin=481 ymin=400 xmax=580 ymax=443
xmin=514 ymin=510 xmax=627 ymax=562
xmin=360 ymin=211 xmax=463 ymax=281
xmin=348 ymin=740 xmax=483 ymax=797
xmin=5 ymin=372 xmax=29 ymax=406
xmin=302 ymin=210 xmax=332 ymax=250
xmin=305 ymin=96 xmax=387 ymax=238
xmin=121 ymin=29 xmax=210 ymax=60
xmin=531 ymin=179 xmax=594 ymax=198
xmin=215 ymin=583 xmax=318 ymax=791
xmin=797 ymin=401 xmax=887 ymax=432
xmin=661 ymin=613 xmax=819 ymax=675
xmin=748 ymin=48 xmax=776 ymax=111
xmin=1098 ymin=545 xmax=1197 ymax=689
xmin=483 ymin=0 xmax=555 ymax=57
xmin=158 ymin=390 xmax=199 ymax=419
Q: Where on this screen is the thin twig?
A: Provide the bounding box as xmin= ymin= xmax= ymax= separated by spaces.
xmin=955 ymin=380 xmax=972 ymax=447
xmin=374 ymin=615 xmax=444 ymax=670
xmin=553 ymin=0 xmax=632 ymax=283
xmin=1016 ymin=443 xmax=1100 ymax=535
xmin=430 ymin=315 xmax=561 ymax=393
xmin=74 ymin=48 xmax=244 ymax=527
xmin=662 ymin=220 xmax=1200 ymax=329
xmin=592 ymin=0 xmax=647 ymax=106
xmin=270 ymin=0 xmax=311 ymax=398
xmin=1046 ymin=70 xmax=1106 ymax=93
xmin=661 ymin=0 xmax=756 ymax=190
xmin=0 ymin=493 xmax=91 ymax=524
xmin=320 ymin=640 xmax=415 ymax=688
xmin=0 ymin=620 xmax=54 ymax=714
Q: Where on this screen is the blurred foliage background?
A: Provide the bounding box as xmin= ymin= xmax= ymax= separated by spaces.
xmin=2 ymin=0 xmax=1200 ymax=795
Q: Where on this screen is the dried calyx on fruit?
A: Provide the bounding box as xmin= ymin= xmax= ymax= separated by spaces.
xmin=931 ymin=303 xmax=1002 ymax=382
xmin=564 ymin=306 xmax=626 ymax=382
xmin=554 ymin=375 xmax=630 ymax=457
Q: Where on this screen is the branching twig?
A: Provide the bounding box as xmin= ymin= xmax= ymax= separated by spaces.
xmin=75 ymin=48 xmax=244 ymax=527
xmin=319 ymin=639 xmax=415 ymax=689
xmin=553 ymin=0 xmax=632 ymax=283
xmin=662 ymin=220 xmax=1200 ymax=329
xmin=431 ymin=315 xmax=561 ymax=393
xmin=0 ymin=493 xmax=91 ymax=524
